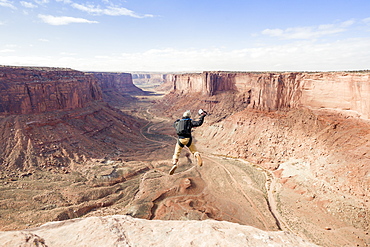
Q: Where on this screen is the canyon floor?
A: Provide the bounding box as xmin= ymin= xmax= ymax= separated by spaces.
xmin=0 ymin=85 xmax=369 ymax=247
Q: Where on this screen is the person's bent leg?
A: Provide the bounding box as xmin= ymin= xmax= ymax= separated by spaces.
xmin=170 ymin=138 xmax=190 ymax=175
xmin=172 ymin=142 xmax=183 ymax=165
xmin=170 ymin=142 xmax=182 ymax=175
xmin=188 ymin=142 xmax=202 ymax=167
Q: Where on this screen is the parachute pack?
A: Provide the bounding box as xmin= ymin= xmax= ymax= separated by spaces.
xmin=175 ymin=118 xmax=192 ymax=136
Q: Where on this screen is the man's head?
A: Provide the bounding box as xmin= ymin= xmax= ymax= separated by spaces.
xmin=183 ymin=110 xmax=191 ymax=118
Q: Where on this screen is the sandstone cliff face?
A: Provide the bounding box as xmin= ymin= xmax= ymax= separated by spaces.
xmin=0 ymin=66 xmax=102 ymax=115
xmin=166 ymin=73 xmax=207 ymax=95
xmin=168 ymin=71 xmax=370 ymax=119
xmin=0 ymin=66 xmax=147 ymax=172
xmin=91 ymin=72 xmax=143 ymax=94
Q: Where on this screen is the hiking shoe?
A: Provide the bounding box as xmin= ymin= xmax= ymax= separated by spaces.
xmin=196 ymin=155 xmax=203 ymax=167
xmin=169 ymin=165 xmax=177 ymax=175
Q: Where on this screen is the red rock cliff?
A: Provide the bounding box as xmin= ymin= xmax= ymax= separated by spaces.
xmin=0 ymin=66 xmax=102 ymax=115
xmin=91 ymin=72 xmax=143 ymax=94
xmin=168 ymin=71 xmax=370 ymax=119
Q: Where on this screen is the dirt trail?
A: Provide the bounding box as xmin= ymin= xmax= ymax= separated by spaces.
xmin=203 ymin=155 xmax=271 ymax=230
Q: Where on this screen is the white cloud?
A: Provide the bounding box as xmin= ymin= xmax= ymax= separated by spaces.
xmin=20 ymin=1 xmax=37 ymax=8
xmin=60 ymin=52 xmax=76 ymax=56
xmin=5 ymin=44 xmax=17 ymax=48
xmin=71 ymin=3 xmax=153 ymax=18
xmin=363 ymin=17 xmax=370 ymax=24
xmin=261 ymin=29 xmax=284 ymax=37
xmin=0 ymin=49 xmax=15 ymax=53
xmin=38 ymin=38 xmax=49 ymax=42
xmin=340 ymin=19 xmax=355 ymax=27
xmin=0 ymin=0 xmax=17 ymax=9
xmin=262 ymin=20 xmax=353 ymax=40
xmin=38 ymin=14 xmax=98 ymax=25
xmin=84 ymin=38 xmax=370 ymax=72
xmin=56 ymin=0 xmax=72 ymax=3
xmin=34 ymin=0 xmax=49 ymax=5
xmin=1 ymin=38 xmax=369 ymax=72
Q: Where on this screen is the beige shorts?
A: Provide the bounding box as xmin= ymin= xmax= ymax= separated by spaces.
xmin=172 ymin=138 xmax=197 ymax=160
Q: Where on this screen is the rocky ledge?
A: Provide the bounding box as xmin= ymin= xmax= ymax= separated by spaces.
xmin=0 ymin=215 xmax=318 ymax=247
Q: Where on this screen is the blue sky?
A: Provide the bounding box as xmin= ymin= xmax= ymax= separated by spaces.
xmin=1 ymin=0 xmax=370 ymax=72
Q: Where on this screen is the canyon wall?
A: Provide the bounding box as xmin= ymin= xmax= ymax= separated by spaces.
xmin=131 ymin=73 xmax=169 ymax=91
xmin=0 ymin=67 xmax=145 ymax=116
xmin=167 ymin=71 xmax=370 ymax=119
xmin=0 ymin=66 xmax=102 ymax=115
xmin=0 ymin=66 xmax=147 ymax=171
xmin=132 ymin=73 xmax=167 ymax=83
xmin=91 ymin=72 xmax=143 ymax=94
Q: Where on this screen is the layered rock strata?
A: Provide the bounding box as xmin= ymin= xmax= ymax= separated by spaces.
xmin=0 ymin=66 xmax=147 ymax=171
xmin=91 ymin=72 xmax=144 ymax=95
xmin=166 ymin=71 xmax=370 ymax=119
xmin=0 ymin=66 xmax=102 ymax=115
xmin=132 ymin=73 xmax=167 ymax=83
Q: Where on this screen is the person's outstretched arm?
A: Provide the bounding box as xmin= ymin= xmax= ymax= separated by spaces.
xmin=191 ymin=114 xmax=206 ymax=127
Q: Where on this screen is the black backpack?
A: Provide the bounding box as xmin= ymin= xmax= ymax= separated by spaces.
xmin=175 ymin=119 xmax=192 ymax=136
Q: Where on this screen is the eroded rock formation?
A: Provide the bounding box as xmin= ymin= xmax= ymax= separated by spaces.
xmin=132 ymin=73 xmax=173 ymax=92
xmin=0 ymin=66 xmax=102 ymax=115
xmin=0 ymin=66 xmax=147 ymax=172
xmin=89 ymin=72 xmax=146 ymax=106
xmin=166 ymin=71 xmax=370 ymax=119
xmin=132 ymin=73 xmax=167 ymax=84
xmin=91 ymin=72 xmax=144 ymax=95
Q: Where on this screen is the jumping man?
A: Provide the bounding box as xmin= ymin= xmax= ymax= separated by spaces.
xmin=169 ymin=109 xmax=207 ymax=175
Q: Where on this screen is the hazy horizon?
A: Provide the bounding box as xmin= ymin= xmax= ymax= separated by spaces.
xmin=1 ymin=0 xmax=370 ymax=72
